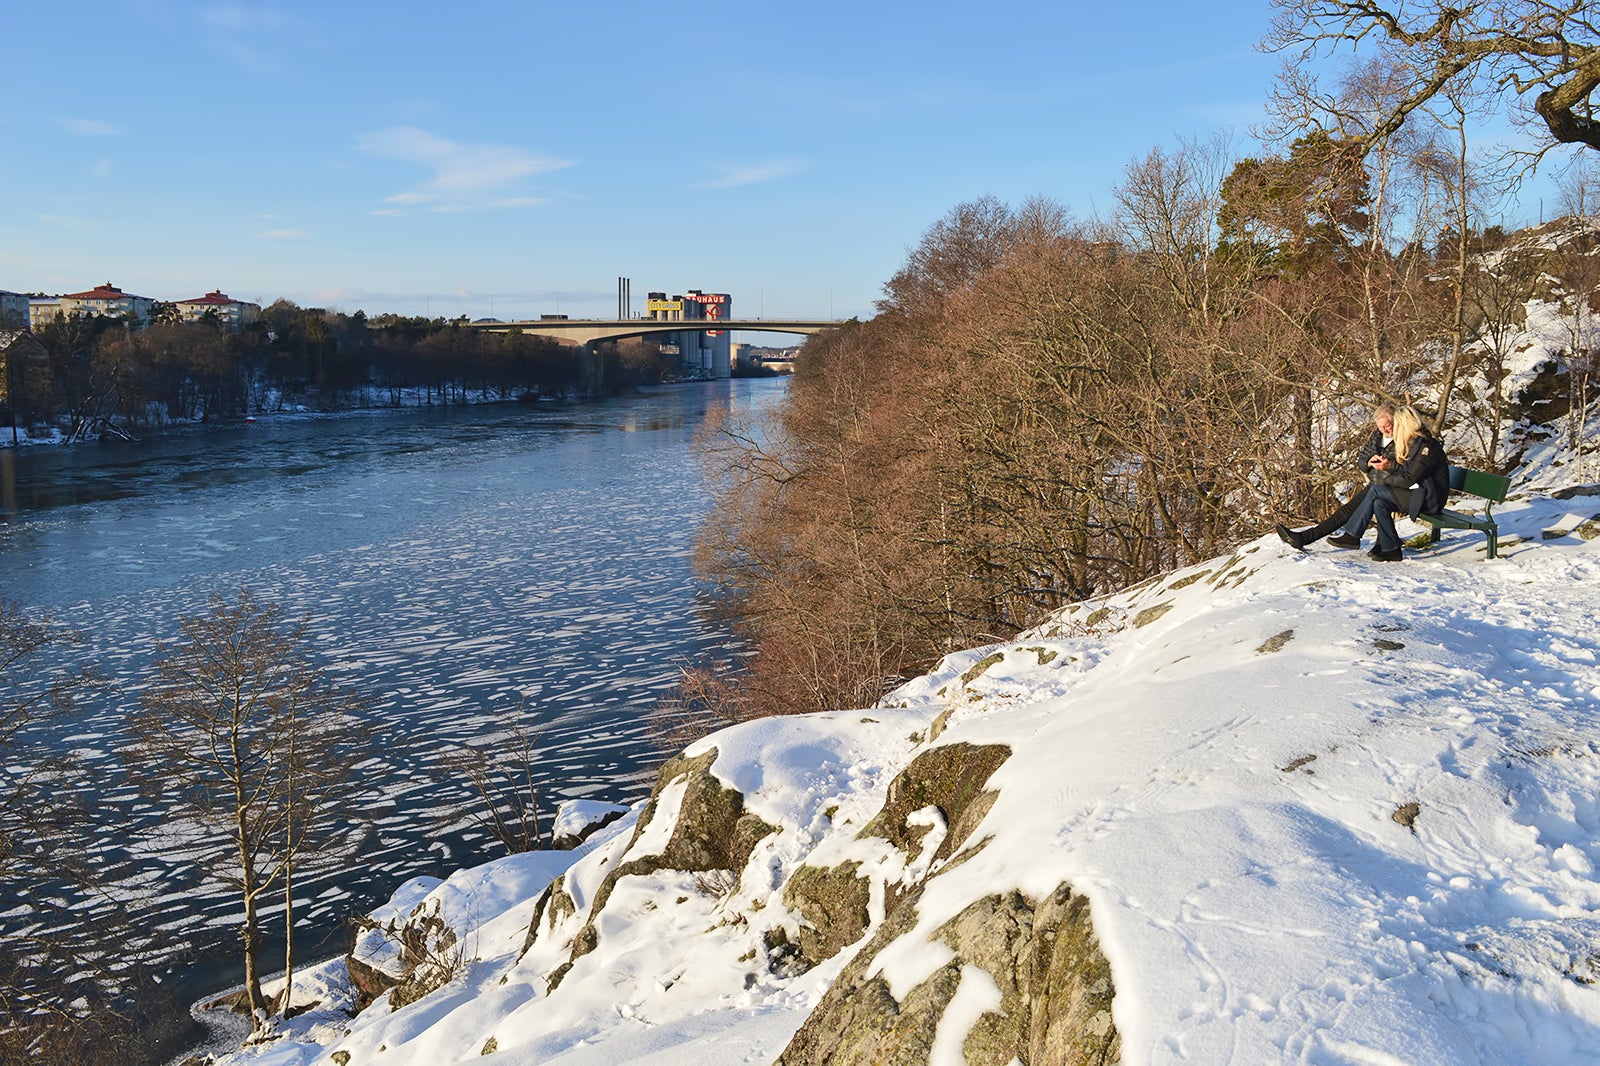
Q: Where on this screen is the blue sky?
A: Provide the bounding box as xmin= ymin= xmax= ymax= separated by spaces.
xmin=0 ymin=1 xmax=1563 ymax=330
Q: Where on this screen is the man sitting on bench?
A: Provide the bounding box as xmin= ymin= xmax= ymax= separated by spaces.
xmin=1328 ymin=404 xmax=1449 ymax=562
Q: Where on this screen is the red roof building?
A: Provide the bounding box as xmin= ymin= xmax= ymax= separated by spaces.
xmin=57 ymin=281 xmax=154 ymax=325
xmin=175 ymin=290 xmax=261 ymax=331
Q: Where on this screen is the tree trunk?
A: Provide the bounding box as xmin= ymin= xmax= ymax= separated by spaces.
xmin=281 ymin=862 xmax=295 ymax=1017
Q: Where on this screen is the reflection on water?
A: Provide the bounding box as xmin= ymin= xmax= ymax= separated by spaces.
xmin=0 ymin=380 xmax=779 ymax=1022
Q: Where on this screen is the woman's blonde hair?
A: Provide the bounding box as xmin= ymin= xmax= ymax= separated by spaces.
xmin=1392 ymin=405 xmax=1425 ymax=461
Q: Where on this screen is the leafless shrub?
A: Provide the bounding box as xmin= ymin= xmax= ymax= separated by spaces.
xmin=440 ymin=700 xmax=544 ymax=855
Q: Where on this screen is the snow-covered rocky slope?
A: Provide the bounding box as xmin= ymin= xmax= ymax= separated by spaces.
xmin=209 ymin=482 xmax=1600 ymax=1066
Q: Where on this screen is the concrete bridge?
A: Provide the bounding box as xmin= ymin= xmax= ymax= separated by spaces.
xmin=468 ymin=317 xmax=845 ymax=346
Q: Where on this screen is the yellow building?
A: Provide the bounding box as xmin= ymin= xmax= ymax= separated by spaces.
xmin=645 ymin=288 xmax=733 ymax=378
xmin=56 ymin=281 xmax=155 ymax=325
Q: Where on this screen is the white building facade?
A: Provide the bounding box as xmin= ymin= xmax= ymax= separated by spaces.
xmin=174 ymin=290 xmax=261 ymax=331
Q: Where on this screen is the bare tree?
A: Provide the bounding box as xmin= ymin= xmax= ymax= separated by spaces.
xmin=1265 ymin=1 xmax=1600 ymax=155
xmin=440 ymin=701 xmax=545 ymax=855
xmin=126 ymin=588 xmax=372 ymax=1027
xmin=1466 ymin=234 xmax=1548 ymax=466
xmin=0 ymin=603 xmax=175 ymax=1063
xmin=1418 ymin=81 xmax=1494 ymax=436
xmin=1554 ymin=158 xmax=1600 ymax=478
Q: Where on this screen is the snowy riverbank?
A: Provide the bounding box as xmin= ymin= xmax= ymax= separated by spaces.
xmin=203 ymin=477 xmax=1600 ymax=1064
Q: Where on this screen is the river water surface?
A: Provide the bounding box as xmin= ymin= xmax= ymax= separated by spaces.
xmin=0 ymin=380 xmax=778 ymax=1041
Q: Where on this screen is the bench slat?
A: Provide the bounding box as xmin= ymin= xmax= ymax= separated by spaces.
xmin=1454 ymin=467 xmax=1510 ymax=502
xmin=1417 ymin=510 xmax=1494 ymax=532
xmin=1424 ymin=466 xmax=1508 ymax=558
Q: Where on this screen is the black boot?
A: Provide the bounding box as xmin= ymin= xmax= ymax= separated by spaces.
xmin=1275 ymin=524 xmax=1308 ymax=550
xmin=1297 ymin=487 xmax=1371 ymax=546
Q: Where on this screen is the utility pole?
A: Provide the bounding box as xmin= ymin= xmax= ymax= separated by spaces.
xmin=6 ymin=343 xmax=15 ymax=446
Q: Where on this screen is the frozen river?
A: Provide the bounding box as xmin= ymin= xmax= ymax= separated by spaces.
xmin=0 ymin=379 xmax=779 ymax=1028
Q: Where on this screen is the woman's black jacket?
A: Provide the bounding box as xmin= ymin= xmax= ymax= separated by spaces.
xmin=1376 ymin=431 xmax=1449 ymax=518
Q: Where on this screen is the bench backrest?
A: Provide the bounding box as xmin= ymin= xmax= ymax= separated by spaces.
xmin=1447 ymin=465 xmax=1511 ymax=502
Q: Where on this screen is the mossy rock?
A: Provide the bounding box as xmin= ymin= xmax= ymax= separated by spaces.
xmin=859 ymin=743 xmax=1011 ymax=866
xmin=517 ymin=877 xmax=577 ymax=960
xmin=777 ymin=882 xmax=1119 ymax=1066
xmin=1131 ymin=603 xmax=1173 ymax=628
xmin=1255 ymin=630 xmax=1294 ymax=654
xmin=927 ymin=705 xmax=957 ymax=743
xmin=782 ymin=860 xmax=872 ymax=970
xmin=389 ymin=960 xmax=455 ymax=1012
xmin=1207 ymin=555 xmax=1244 ymax=583
xmin=386 ymin=904 xmax=459 ymax=1011
xmin=557 ymin=748 xmax=777 ymax=982
xmin=961 ymin=652 xmax=1007 ymax=687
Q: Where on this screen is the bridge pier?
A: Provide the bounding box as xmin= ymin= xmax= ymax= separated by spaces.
xmin=581 ymin=341 xmax=604 ymax=395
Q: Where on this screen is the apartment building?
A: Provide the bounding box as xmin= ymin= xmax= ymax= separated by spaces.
xmin=0 ymin=290 xmax=28 ymax=329
xmin=56 ymin=281 xmax=155 ymax=325
xmin=175 ymin=290 xmax=261 ymax=331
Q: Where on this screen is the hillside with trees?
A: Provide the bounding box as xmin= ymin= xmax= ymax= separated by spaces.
xmin=685 ymin=139 xmax=1600 ymax=725
xmin=5 ymin=304 xmax=675 ymax=443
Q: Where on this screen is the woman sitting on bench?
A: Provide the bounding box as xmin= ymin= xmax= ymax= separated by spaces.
xmin=1328 ymin=404 xmax=1449 ymax=562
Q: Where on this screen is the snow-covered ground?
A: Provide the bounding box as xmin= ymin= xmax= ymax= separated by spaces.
xmin=204 ymin=471 xmax=1600 ymax=1064
xmin=190 ymin=268 xmax=1600 ymax=1063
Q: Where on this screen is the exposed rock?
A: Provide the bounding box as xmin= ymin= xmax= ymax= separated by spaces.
xmin=961 ymin=652 xmax=1007 ymax=687
xmin=782 ymin=860 xmax=871 ymax=970
xmin=1393 ymin=802 xmax=1421 ymax=830
xmin=1256 ymin=630 xmax=1294 ymax=654
xmin=1509 ymin=357 xmax=1570 ymax=424
xmin=762 ymin=926 xmax=806 ymax=978
xmin=344 ymin=950 xmax=400 ymax=1012
xmin=344 ymin=898 xmax=461 ymax=1012
xmin=860 ymin=742 xmax=1010 ymax=866
xmin=1132 ymin=602 xmax=1173 ymax=628
xmin=517 ymin=877 xmax=578 ymax=960
xmin=778 ymin=743 xmax=1010 ymax=973
xmin=778 ymin=883 xmax=1119 ymax=1065
xmin=387 ymin=901 xmax=460 ymax=1010
xmin=552 ymin=748 xmax=776 ymax=987
xmin=549 ymin=800 xmax=632 ymax=851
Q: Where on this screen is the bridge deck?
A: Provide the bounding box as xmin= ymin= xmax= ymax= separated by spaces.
xmin=470 ymin=318 xmax=844 ymax=345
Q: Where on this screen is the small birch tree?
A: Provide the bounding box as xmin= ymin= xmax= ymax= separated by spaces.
xmin=127 ymin=588 xmax=371 ymax=1026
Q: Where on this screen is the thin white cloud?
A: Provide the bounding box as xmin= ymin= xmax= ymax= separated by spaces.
xmin=61 ymin=118 xmax=123 ymax=137
xmin=696 ymin=159 xmax=808 ymax=190
xmin=199 ymin=4 xmax=306 ymax=74
xmin=257 ymin=228 xmax=309 ymax=240
xmin=355 ymin=126 xmax=571 ymax=214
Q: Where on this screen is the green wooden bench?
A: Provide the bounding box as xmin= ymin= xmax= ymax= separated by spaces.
xmin=1416 ymin=466 xmax=1512 ymax=559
